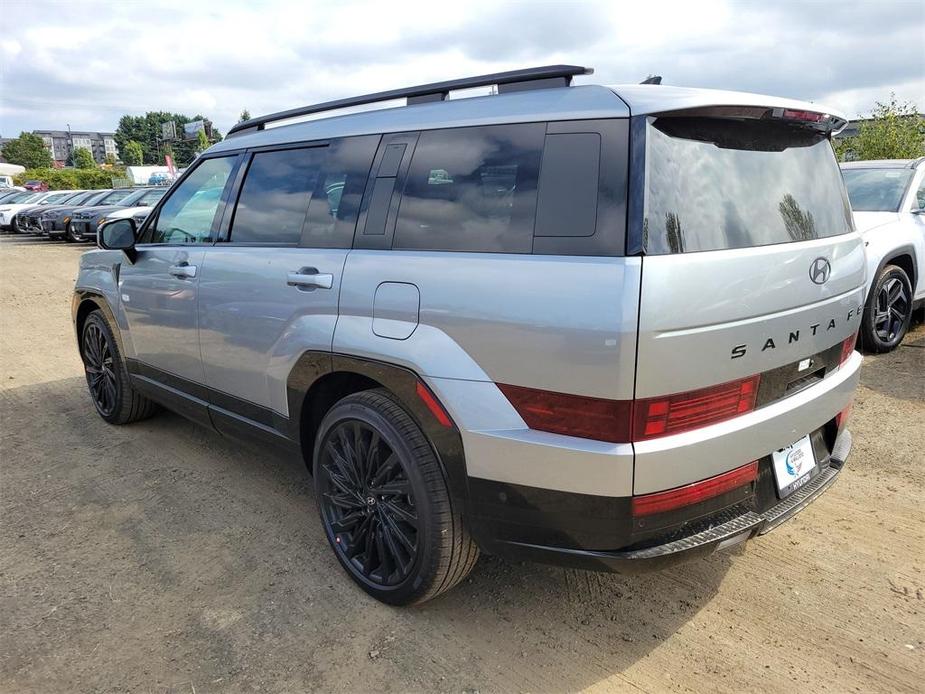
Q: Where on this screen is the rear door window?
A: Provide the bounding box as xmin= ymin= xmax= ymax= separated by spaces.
xmin=229 ymin=147 xmax=326 ymax=245
xmin=644 ymin=118 xmax=853 ymax=253
xmin=841 ymin=168 xmax=914 ymax=212
xmin=393 ymin=124 xmax=544 ymax=253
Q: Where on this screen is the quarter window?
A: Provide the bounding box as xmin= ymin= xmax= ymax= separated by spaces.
xmin=230 ymin=147 xmax=326 ymax=245
xmin=393 ymin=124 xmax=545 ymax=253
xmin=143 ymin=156 xmax=235 ymax=244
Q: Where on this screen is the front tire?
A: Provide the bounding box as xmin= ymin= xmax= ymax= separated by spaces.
xmin=861 ymin=264 xmax=913 ymax=353
xmin=313 ymin=389 xmax=478 ymax=605
xmin=80 ymin=310 xmax=159 ymax=424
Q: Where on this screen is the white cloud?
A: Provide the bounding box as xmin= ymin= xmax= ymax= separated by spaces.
xmin=0 ymin=0 xmax=922 ymax=138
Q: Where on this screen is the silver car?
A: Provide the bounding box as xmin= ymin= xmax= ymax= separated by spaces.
xmin=73 ymin=65 xmax=862 ymax=605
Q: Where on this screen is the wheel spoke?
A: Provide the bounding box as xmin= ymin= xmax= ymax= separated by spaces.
xmin=330 ymin=509 xmax=366 ymax=533
xmin=383 ymin=500 xmax=418 ymax=525
xmin=369 ymin=453 xmax=400 ymax=487
xmin=370 ymin=478 xmax=411 ymax=498
xmin=380 ymin=511 xmax=416 ymax=553
xmin=326 ymin=441 xmax=360 ymax=488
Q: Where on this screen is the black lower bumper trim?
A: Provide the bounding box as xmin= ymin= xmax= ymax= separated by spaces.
xmin=497 ymin=428 xmax=851 ymax=573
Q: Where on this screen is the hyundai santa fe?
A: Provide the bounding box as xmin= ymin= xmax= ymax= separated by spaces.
xmin=73 ymin=65 xmax=863 ymax=605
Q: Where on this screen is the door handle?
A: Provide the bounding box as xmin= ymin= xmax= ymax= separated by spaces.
xmin=287 ymin=267 xmax=334 ymax=290
xmin=168 ymin=263 xmax=197 ymax=279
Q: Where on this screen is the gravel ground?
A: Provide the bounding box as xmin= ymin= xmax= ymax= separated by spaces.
xmin=1 ymin=234 xmax=923 ymax=693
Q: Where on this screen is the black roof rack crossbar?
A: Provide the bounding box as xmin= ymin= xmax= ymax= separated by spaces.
xmin=227 ymin=64 xmax=593 ymax=137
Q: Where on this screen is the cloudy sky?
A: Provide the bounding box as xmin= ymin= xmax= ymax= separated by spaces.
xmin=2 ymin=0 xmax=923 ymax=137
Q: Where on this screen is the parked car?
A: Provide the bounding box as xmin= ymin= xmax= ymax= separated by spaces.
xmin=0 ymin=190 xmax=78 ymax=231
xmin=19 ymin=190 xmax=97 ymax=235
xmin=0 ymin=189 xmax=29 ymax=203
xmin=147 ymin=172 xmax=174 ymax=186
xmin=23 ymin=180 xmax=49 ymax=192
xmin=68 ymin=187 xmax=168 ymax=242
xmin=0 ymin=175 xmax=17 ymax=188
xmin=840 ymin=159 xmax=925 ymax=351
xmin=77 ymin=65 xmax=862 ymax=605
xmin=15 ymin=190 xmax=88 ymax=232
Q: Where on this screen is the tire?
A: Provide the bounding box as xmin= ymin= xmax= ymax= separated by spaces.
xmin=66 ymin=223 xmax=80 ymax=243
xmin=313 ymin=388 xmax=478 ymax=605
xmin=80 ymin=310 xmax=159 ymax=424
xmin=861 ymin=264 xmax=914 ymax=353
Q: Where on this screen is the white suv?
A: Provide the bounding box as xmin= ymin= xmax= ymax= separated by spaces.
xmin=841 ymin=159 xmax=925 ymax=351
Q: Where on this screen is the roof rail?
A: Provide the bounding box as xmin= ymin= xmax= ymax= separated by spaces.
xmin=227 ymin=64 xmax=594 ymax=137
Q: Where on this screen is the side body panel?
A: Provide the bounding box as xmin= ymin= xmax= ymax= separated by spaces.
xmin=334 ymin=250 xmax=641 ymax=496
xmin=198 ymin=247 xmax=349 ymax=416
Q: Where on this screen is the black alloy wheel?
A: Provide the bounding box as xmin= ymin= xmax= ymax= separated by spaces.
xmin=313 ymin=389 xmax=479 ymax=605
xmin=82 ymin=320 xmax=117 ymax=417
xmin=873 ymin=276 xmax=910 ymax=343
xmin=318 ymin=419 xmax=420 ymax=587
xmin=862 ymin=264 xmax=913 ymax=353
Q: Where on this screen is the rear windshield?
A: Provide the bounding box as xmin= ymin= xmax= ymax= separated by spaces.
xmin=644 ymin=118 xmax=853 ymax=253
xmin=840 ymin=168 xmax=913 ymax=212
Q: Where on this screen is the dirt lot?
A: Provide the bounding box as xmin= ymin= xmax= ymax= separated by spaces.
xmin=1 ymin=234 xmax=923 ymax=693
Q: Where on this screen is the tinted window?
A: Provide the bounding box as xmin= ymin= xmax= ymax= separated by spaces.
xmin=302 ymin=135 xmax=379 ymax=248
xmin=143 ymin=156 xmax=234 ymax=244
xmin=136 ymin=189 xmax=166 ymax=206
xmin=916 ymin=179 xmax=925 ymax=210
xmin=394 ymin=124 xmax=544 ymax=253
xmin=841 ymin=168 xmax=914 ymax=212
xmin=644 ymin=118 xmax=853 ymax=253
xmin=230 ymin=147 xmax=325 ymax=245
xmin=98 ymin=189 xmax=134 ymax=205
xmin=535 ymin=133 xmax=600 ymax=238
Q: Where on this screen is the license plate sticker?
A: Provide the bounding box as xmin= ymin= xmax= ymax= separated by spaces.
xmin=771 ymin=435 xmax=816 ymax=497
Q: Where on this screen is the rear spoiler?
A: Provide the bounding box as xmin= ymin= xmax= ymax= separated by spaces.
xmin=649 ymin=105 xmax=848 ymax=136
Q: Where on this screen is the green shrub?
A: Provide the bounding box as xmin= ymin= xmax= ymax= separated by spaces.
xmin=13 ymin=167 xmax=128 ymax=190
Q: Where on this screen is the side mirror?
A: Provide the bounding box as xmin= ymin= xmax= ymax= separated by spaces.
xmin=98 ymin=218 xmax=137 ymax=261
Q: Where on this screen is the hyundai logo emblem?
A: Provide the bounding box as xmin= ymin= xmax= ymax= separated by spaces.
xmin=809 ymin=257 xmax=831 ymax=285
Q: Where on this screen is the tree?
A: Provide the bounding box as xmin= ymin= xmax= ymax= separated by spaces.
xmin=122 ymin=140 xmax=144 ymax=166
xmin=104 ymin=153 xmax=117 ymax=166
xmin=114 ymin=111 xmax=223 ymax=166
xmin=197 ymin=128 xmax=210 ymax=153
xmin=239 ymin=109 xmax=251 ymax=123
xmin=73 ymin=147 xmax=95 ymax=169
xmin=1 ymin=132 xmax=52 ymax=168
xmin=835 ymin=93 xmax=924 ymax=161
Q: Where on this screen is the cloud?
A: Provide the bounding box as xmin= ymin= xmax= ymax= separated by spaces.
xmin=1 ymin=0 xmax=922 ymax=139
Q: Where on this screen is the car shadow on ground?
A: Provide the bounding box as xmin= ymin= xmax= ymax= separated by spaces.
xmin=1 ymin=375 xmax=736 ymax=692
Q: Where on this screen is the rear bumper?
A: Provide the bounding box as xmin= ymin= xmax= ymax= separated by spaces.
xmin=473 ymin=427 xmax=851 ymax=573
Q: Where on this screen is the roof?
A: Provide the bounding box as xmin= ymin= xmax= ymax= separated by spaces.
xmin=840 ymin=158 xmax=924 ymax=169
xmin=210 ymin=80 xmax=848 ymax=155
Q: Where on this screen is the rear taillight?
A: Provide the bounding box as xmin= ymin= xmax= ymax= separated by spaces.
xmin=632 ymin=375 xmax=760 ymax=441
xmin=499 ymin=374 xmax=761 ymax=444
xmin=836 ymin=401 xmax=853 ymax=430
xmin=839 ymin=333 xmax=857 ymax=366
xmin=631 ymin=461 xmax=759 ymax=517
xmin=496 ymin=383 xmax=632 ymax=443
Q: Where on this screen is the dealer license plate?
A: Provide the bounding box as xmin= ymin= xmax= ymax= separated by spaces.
xmin=771 ymin=435 xmax=816 ymax=498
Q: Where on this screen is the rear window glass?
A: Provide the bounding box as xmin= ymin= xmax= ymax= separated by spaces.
xmin=841 ymin=168 xmax=914 ymax=212
xmin=644 ymin=118 xmax=853 ymax=253
xmin=394 ymin=124 xmax=544 ymax=253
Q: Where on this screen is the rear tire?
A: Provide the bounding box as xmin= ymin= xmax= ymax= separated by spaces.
xmin=861 ymin=264 xmax=913 ymax=353
xmin=313 ymin=388 xmax=478 ymax=605
xmin=80 ymin=310 xmax=159 ymax=424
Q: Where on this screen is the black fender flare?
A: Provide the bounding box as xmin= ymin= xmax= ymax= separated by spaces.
xmin=868 ymin=244 xmax=918 ymax=302
xmin=285 ymin=352 xmax=471 ymax=513
xmin=72 ymin=289 xmax=125 ymax=355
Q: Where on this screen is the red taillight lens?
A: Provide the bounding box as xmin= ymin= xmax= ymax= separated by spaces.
xmin=839 ymin=333 xmax=857 ymax=366
xmin=836 ymin=401 xmax=853 ymax=430
xmin=496 ymin=383 xmax=632 ymax=443
xmin=632 ymin=375 xmax=760 ymax=441
xmin=632 ymin=461 xmax=759 ymax=517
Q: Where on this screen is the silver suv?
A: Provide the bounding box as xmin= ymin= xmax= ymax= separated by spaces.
xmin=74 ymin=66 xmax=863 ymax=605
